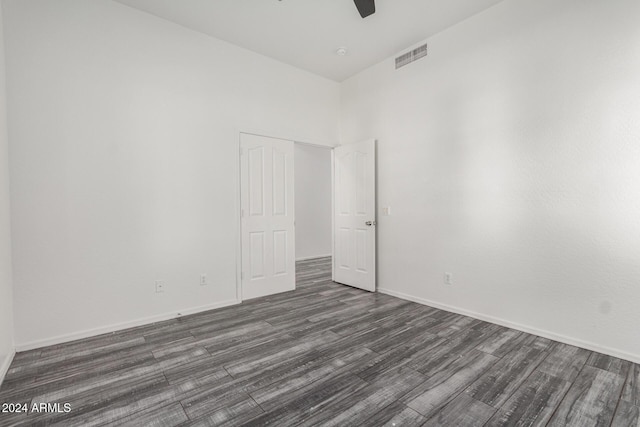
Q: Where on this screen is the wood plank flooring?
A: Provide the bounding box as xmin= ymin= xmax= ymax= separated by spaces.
xmin=0 ymin=256 xmax=638 ymax=426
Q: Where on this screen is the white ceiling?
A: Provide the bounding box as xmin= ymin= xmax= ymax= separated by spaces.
xmin=113 ymin=0 xmax=504 ymax=82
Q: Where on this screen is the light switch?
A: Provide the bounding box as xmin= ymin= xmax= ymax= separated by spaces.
xmin=382 ymin=207 xmax=391 ymax=216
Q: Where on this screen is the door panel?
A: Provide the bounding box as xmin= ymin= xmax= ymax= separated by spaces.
xmin=273 ymin=230 xmax=288 ymax=275
xmin=272 ymin=148 xmax=287 ymax=216
xmin=333 ymin=140 xmax=376 ymax=292
xmin=355 ymin=229 xmax=368 ymax=272
xmin=241 ymin=133 xmax=295 ymax=300
xmin=248 ymin=147 xmax=264 ymax=216
xmin=249 ymin=232 xmax=265 ymax=279
xmin=338 ymin=228 xmax=351 ymax=268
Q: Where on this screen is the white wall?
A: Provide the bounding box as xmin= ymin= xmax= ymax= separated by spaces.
xmin=5 ymin=0 xmax=640 ymax=364
xmin=294 ymin=144 xmax=332 ymax=261
xmin=0 ymin=0 xmax=15 ymax=382
xmin=341 ymin=0 xmax=640 ymax=361
xmin=3 ymin=0 xmax=339 ymax=349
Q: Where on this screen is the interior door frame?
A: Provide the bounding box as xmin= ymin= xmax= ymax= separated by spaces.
xmin=235 ymin=128 xmax=337 ymax=303
xmin=331 ymin=148 xmax=336 ymax=282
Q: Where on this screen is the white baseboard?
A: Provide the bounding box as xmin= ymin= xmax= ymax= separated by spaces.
xmin=296 ymin=254 xmax=332 ymax=262
xmin=0 ymin=347 xmax=16 ymax=387
xmin=378 ymin=287 xmax=640 ymax=365
xmin=15 ymin=299 xmax=241 ymax=352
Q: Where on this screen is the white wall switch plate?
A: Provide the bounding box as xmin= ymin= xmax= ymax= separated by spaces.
xmin=155 ymin=281 xmax=165 ymax=293
xmin=444 ymin=273 xmax=452 ymax=285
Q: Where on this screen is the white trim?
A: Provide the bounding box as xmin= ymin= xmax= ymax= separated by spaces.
xmin=294 ymin=141 xmax=334 ymax=150
xmin=237 ymin=126 xmax=337 ymax=149
xmin=15 ymin=299 xmax=240 ymax=352
xmin=378 ymin=287 xmax=640 ymax=365
xmin=295 ymin=254 xmax=332 ymax=262
xmin=331 ymin=149 xmax=335 ymax=282
xmin=0 ymin=348 xmax=16 ymax=387
xmin=235 ymin=131 xmax=243 ymax=303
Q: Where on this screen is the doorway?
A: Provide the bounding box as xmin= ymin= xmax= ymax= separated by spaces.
xmin=238 ymin=133 xmax=377 ymax=300
xmin=294 ymin=143 xmax=333 ymax=262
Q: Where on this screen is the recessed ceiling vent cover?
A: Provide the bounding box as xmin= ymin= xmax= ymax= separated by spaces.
xmin=395 ymin=43 xmax=428 ymax=69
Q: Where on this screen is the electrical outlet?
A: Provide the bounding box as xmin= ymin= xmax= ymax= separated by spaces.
xmin=200 ymin=274 xmax=207 ymax=286
xmin=444 ymin=273 xmax=452 ymax=285
xmin=155 ymin=281 xmax=165 ymax=293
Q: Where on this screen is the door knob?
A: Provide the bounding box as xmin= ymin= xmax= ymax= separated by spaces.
xmin=365 ymin=221 xmax=376 ymax=226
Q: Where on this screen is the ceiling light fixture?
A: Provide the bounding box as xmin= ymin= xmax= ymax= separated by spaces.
xmin=336 ymin=47 xmax=348 ymax=56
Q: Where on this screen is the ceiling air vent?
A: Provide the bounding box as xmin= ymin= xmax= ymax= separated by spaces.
xmin=395 ymin=43 xmax=428 ymax=69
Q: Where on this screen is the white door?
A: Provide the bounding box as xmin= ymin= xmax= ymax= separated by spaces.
xmin=240 ymin=133 xmax=295 ymax=300
xmin=333 ymin=140 xmax=376 ymax=292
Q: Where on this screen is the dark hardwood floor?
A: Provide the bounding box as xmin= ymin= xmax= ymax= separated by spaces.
xmin=1 ymin=257 xmax=638 ymax=426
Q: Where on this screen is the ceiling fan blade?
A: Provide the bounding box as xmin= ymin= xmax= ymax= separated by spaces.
xmin=353 ymin=0 xmax=375 ymax=18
